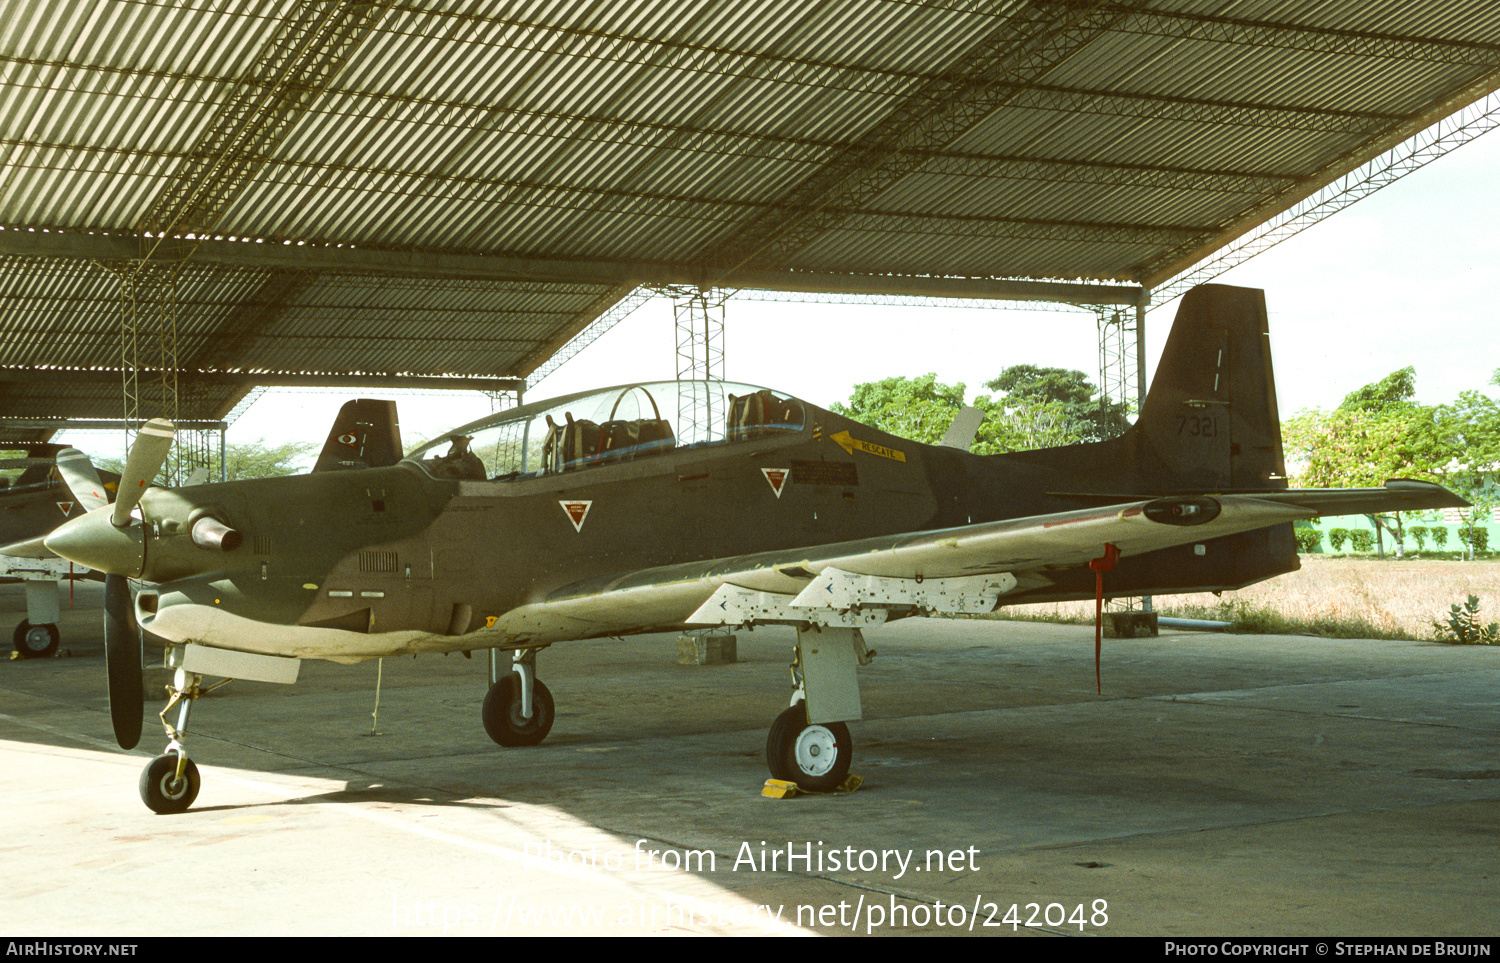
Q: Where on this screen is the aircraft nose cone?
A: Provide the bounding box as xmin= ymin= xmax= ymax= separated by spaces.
xmin=44 ymin=508 xmax=144 ymax=577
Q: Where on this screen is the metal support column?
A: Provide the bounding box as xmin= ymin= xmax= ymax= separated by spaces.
xmin=1096 ymin=306 xmax=1138 ymax=436
xmin=1136 ymin=291 xmax=1152 ymax=615
xmin=103 ymin=256 xmax=185 ymax=463
xmin=670 ymin=285 xmax=729 ymax=445
xmin=1098 ymin=293 xmax=1154 ymax=616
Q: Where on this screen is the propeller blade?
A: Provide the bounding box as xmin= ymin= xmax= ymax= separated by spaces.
xmin=104 ymin=574 xmax=144 ymax=750
xmin=112 ymin=419 xmax=175 ymax=528
xmin=54 ymin=448 xmax=111 ymax=513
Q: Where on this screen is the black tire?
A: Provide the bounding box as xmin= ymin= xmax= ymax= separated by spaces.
xmin=140 ymin=754 xmax=200 ymax=814
xmin=482 ymin=674 xmax=555 ymax=747
xmin=13 ymin=621 xmax=59 ymax=659
xmin=765 ymin=704 xmax=802 ymax=781
xmin=765 ymin=703 xmax=852 ymax=792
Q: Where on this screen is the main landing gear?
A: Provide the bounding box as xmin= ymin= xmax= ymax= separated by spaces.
xmin=12 ymin=620 xmax=60 ymax=659
xmin=11 ymin=577 xmax=65 ymax=658
xmin=474 ymin=631 xmax=869 ymax=795
xmin=482 ymin=647 xmax=554 ymax=747
xmin=764 ymin=624 xmax=871 ymax=793
xmin=766 ymin=703 xmax=852 ymax=793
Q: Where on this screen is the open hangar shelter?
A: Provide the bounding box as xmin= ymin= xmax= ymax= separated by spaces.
xmin=1 ymin=0 xmax=1499 ymax=442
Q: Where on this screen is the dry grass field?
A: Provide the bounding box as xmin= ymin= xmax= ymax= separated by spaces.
xmin=997 ymin=557 xmax=1500 ymax=640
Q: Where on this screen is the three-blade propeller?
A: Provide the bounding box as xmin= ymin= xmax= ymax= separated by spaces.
xmin=51 ymin=420 xmax=176 ymax=750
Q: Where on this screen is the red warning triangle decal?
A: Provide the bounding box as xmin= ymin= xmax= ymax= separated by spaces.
xmin=761 ymin=468 xmax=789 ymax=499
xmin=559 ymin=500 xmax=592 ymax=532
xmin=56 ymin=501 xmax=74 ymax=516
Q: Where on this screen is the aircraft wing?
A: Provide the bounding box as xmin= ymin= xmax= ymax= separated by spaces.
xmin=489 ymin=480 xmax=1463 ymax=645
xmin=482 ymin=481 xmax=1456 ymax=645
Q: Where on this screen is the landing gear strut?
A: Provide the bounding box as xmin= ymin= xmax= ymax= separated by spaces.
xmin=140 ymin=665 xmax=207 ymax=814
xmin=129 ymin=645 xmax=295 ymax=812
xmin=482 ymin=647 xmax=554 ymax=746
xmin=763 ymin=625 xmax=869 ymax=792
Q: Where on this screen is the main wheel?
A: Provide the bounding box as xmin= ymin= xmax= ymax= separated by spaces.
xmin=482 ymin=674 xmax=555 ymax=747
xmin=140 ymin=754 xmax=200 ymax=814
xmin=765 ymin=704 xmax=852 ymax=793
xmin=13 ymin=621 xmax=59 ymax=659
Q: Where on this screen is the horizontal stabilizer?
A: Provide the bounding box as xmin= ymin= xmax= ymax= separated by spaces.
xmin=1237 ymin=479 xmax=1469 ymax=517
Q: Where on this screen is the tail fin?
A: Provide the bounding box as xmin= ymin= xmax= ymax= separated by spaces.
xmin=1131 ymin=284 xmax=1287 ymax=492
xmin=313 ymin=399 xmax=402 ymax=473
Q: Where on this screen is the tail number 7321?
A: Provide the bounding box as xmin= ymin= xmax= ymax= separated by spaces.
xmin=1176 ymin=414 xmax=1217 ymax=438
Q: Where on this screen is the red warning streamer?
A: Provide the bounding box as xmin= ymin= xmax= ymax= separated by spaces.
xmin=1089 ymin=543 xmax=1120 ymax=695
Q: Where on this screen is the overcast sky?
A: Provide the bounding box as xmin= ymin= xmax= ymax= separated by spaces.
xmin=180 ymin=124 xmax=1500 ymax=458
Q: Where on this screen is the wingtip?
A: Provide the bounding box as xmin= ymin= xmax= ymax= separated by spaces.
xmin=1382 ymin=479 xmax=1471 ymax=509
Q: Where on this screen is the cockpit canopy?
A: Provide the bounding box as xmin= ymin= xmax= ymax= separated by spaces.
xmin=408 ymin=381 xmax=806 ymax=481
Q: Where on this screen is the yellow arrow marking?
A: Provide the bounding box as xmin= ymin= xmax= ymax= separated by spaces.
xmin=831 ymin=430 xmax=906 ymax=463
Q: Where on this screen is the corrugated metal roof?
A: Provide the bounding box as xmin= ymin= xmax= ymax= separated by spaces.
xmin=2 ymin=0 xmax=1498 ymax=432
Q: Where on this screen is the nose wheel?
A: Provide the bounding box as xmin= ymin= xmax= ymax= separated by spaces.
xmin=137 ymin=664 xmax=217 ymax=813
xmin=140 ymin=753 xmax=200 ymax=814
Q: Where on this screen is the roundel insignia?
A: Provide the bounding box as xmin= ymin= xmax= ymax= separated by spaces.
xmin=559 ymin=500 xmax=593 ymax=532
xmin=338 ymin=433 xmax=359 ymax=446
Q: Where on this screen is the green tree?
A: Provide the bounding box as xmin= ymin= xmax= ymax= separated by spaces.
xmin=985 ymin=365 xmax=1127 ymax=443
xmin=98 ymin=438 xmax=317 ymax=484
xmin=1287 ymin=368 xmax=1454 ymax=557
xmin=1434 ymin=381 xmax=1500 ymax=556
xmin=831 ymin=373 xmax=1085 ymax=455
xmin=1298 ymin=367 xmax=1452 ymax=487
xmin=831 ymin=373 xmax=978 ymax=448
xmin=214 ymin=439 xmax=318 ymax=480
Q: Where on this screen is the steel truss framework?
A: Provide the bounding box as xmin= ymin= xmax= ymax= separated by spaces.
xmin=1 ymin=1 xmax=1498 ymax=442
xmin=664 ymin=286 xmax=730 ymax=445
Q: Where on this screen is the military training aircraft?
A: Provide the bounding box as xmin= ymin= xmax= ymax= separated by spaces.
xmin=0 ymin=400 xmax=401 ymax=661
xmin=0 ymin=444 xmax=119 ymax=658
xmin=41 ymin=284 xmax=1466 ymax=813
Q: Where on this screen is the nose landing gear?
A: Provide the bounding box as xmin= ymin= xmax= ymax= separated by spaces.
xmin=141 ymin=752 xmax=201 ymax=815
xmin=140 ymin=666 xmax=210 ymax=814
